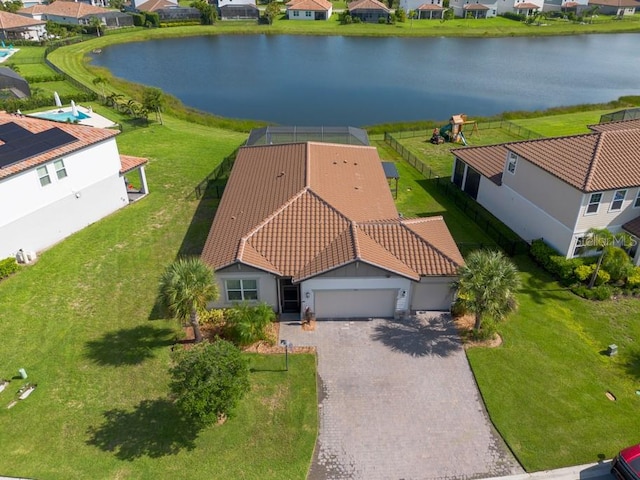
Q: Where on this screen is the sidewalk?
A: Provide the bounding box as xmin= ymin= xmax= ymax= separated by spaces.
xmin=484 ymin=461 xmax=613 ymax=480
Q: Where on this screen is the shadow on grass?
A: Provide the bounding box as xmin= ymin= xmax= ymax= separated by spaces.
xmin=623 ymin=350 xmax=640 ymax=381
xmin=85 ymin=325 xmax=175 ymax=366
xmin=178 ymin=192 xmax=220 ymax=258
xmin=86 ymin=398 xmax=200 ymax=460
xmin=371 ymin=313 xmax=459 ymax=357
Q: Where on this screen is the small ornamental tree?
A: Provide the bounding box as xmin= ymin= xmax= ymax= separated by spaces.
xmin=264 ymin=1 xmax=281 ymax=24
xmin=170 ymin=340 xmax=250 ymax=425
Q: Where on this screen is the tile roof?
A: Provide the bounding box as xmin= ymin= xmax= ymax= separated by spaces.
xmin=454 ymin=126 xmax=640 ymax=193
xmin=588 ymin=119 xmax=640 ymax=132
xmin=515 ymin=2 xmax=540 ymax=7
xmin=0 ymin=10 xmax=44 ymax=29
xmin=451 ymin=144 xmax=508 ymax=185
xmin=506 ymin=129 xmax=640 ymax=192
xmin=588 ymin=0 xmax=639 ymax=6
xmin=562 ymin=1 xmax=580 ymax=6
xmin=348 ymin=0 xmax=390 ymax=11
xmin=417 ymin=3 xmax=446 ymax=9
xmin=29 ymin=1 xmax=112 ymax=18
xmin=623 ymin=215 xmax=640 ymax=238
xmin=0 ymin=112 xmax=118 ymax=181
xmin=120 ymin=154 xmax=148 ymax=174
xmin=463 ymin=3 xmax=489 ymax=9
xmin=286 ymin=0 xmax=332 ymax=10
xmin=201 ymin=142 xmax=462 ymax=281
xmin=136 ymin=0 xmax=175 ymax=10
xmin=18 ymin=5 xmax=47 ymax=15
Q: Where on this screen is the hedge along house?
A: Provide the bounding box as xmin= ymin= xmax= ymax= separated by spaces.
xmin=201 ymin=142 xmax=463 ymax=320
xmin=450 ymin=119 xmax=640 ymax=265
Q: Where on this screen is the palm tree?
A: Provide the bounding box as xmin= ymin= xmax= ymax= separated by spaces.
xmin=583 ymin=228 xmax=634 ymax=289
xmin=456 ymin=250 xmax=521 ymax=332
xmin=159 ymin=257 xmax=219 ymax=343
xmin=88 ymin=16 xmax=103 ymax=37
xmin=142 ymin=87 xmax=164 ymax=125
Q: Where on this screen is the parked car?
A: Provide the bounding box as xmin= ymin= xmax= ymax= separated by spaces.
xmin=612 ymin=444 xmax=640 ymax=480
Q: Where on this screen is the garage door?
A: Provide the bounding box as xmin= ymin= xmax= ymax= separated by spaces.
xmin=314 ymin=289 xmax=397 ymax=319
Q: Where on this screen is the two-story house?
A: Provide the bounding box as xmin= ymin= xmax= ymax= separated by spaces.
xmin=450 ymin=119 xmax=640 ymax=264
xmin=0 ymin=113 xmax=148 ymax=260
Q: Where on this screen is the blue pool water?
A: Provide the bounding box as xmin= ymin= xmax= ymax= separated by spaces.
xmin=32 ymin=111 xmax=90 ymax=122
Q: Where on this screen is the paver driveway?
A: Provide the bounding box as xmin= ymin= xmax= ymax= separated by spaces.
xmin=279 ymin=313 xmax=523 ymax=480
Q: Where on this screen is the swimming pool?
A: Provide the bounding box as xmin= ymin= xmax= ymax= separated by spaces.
xmin=31 ymin=111 xmax=91 ymax=123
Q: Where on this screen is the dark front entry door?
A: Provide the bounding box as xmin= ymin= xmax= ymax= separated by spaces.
xmin=280 ymin=278 xmax=300 ymax=313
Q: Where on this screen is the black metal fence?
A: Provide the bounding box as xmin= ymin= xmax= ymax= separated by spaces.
xmin=600 ymin=107 xmax=640 ymax=124
xmin=192 ymin=151 xmax=238 ymax=199
xmin=384 ymin=131 xmax=530 ymax=257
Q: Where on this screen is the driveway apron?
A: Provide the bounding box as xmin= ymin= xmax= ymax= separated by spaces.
xmin=279 ymin=313 xmax=524 ymax=480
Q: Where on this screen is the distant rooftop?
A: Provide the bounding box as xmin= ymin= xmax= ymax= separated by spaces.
xmin=246 ymin=126 xmax=369 ymax=147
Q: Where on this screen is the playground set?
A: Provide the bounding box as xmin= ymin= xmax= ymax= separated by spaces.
xmin=430 ymin=114 xmax=478 ymax=146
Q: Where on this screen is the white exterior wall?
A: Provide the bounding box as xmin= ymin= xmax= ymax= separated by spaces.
xmin=0 ymin=139 xmax=129 ymax=259
xmin=287 ymin=7 xmax=331 ymax=18
xmin=575 ymin=187 xmax=640 ymax=232
xmin=400 ymin=0 xmax=442 ymax=11
xmin=451 ymin=0 xmax=497 ymax=16
xmin=475 ymin=176 xmax=576 ymax=255
xmin=211 ymin=271 xmax=278 ymax=309
xmin=300 ymin=276 xmax=412 ymax=317
xmin=496 ymin=0 xmax=542 ymax=14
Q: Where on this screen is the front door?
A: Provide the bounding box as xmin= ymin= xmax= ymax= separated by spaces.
xmin=280 ymin=278 xmax=300 ymax=313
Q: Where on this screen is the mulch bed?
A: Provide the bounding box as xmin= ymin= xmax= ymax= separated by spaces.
xmin=452 ymin=314 xmax=502 ymax=349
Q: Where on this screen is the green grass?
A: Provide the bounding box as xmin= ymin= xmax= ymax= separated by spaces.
xmin=467 ymin=256 xmax=640 ymax=471
xmin=0 ymin=114 xmax=317 ymax=479
xmin=511 ymin=109 xmax=619 ymax=136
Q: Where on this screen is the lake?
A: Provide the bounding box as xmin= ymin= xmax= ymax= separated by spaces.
xmin=90 ymin=33 xmax=640 ymax=126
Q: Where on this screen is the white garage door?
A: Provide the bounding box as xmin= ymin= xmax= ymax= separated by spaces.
xmin=314 ymin=289 xmax=397 ymax=319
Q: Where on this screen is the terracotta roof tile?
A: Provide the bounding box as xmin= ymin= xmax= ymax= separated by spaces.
xmin=463 ymin=3 xmax=489 ymax=9
xmin=136 ymin=0 xmax=176 ymax=10
xmin=588 ymin=119 xmax=640 ymax=132
xmin=120 ymin=154 xmax=148 ymax=174
xmin=451 ymin=144 xmax=507 ymax=185
xmin=417 ymin=3 xmax=446 ymax=9
xmin=0 ymin=113 xmax=119 ymax=181
xmin=201 ymin=142 xmax=463 ymax=280
xmin=349 ymin=0 xmax=390 ymax=11
xmin=507 ymin=129 xmax=640 ymax=192
xmin=515 ymin=2 xmax=540 ymax=7
xmin=588 ymin=0 xmax=639 ymax=7
xmin=33 ymin=1 xmax=112 ymax=18
xmin=286 ymin=0 xmax=332 ymax=10
xmin=0 ymin=10 xmax=44 ymax=29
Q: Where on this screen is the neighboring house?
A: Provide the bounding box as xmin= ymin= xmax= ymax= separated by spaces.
xmin=19 ymin=1 xmax=133 ymax=28
xmin=348 ymin=0 xmax=390 ymax=22
xmin=587 ymin=0 xmax=638 ymax=15
xmin=558 ymin=0 xmax=590 ymax=15
xmin=286 ymin=0 xmax=332 ymax=20
xmin=449 ymin=0 xmax=496 ymax=18
xmin=246 ymin=126 xmax=370 ymax=146
xmin=201 ymin=142 xmax=464 ymax=319
xmin=416 ymin=2 xmax=446 ymax=18
xmin=509 ymin=0 xmax=542 ymax=15
xmin=135 ymin=0 xmax=201 ymax=21
xmin=450 ymin=120 xmax=640 ymax=265
xmin=401 ymin=0 xmax=445 ymax=17
xmin=0 ymin=10 xmax=46 ymax=41
xmin=0 ymin=67 xmax=30 ymax=98
xmin=217 ymin=0 xmax=260 ymax=20
xmin=0 ymin=113 xmax=149 ymax=260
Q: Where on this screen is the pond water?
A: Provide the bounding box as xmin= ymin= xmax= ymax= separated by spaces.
xmin=90 ymin=33 xmax=640 ymax=126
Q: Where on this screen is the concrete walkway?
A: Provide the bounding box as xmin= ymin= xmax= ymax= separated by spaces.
xmin=280 ymin=313 xmax=523 ymax=480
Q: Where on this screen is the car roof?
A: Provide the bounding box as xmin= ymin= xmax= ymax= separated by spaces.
xmin=621 ymin=444 xmax=640 ymax=474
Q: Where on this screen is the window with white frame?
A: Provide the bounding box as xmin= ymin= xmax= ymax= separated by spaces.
xmin=573 ymin=236 xmax=587 ymax=256
xmin=225 ymin=279 xmax=258 ymax=301
xmin=54 ymin=159 xmax=67 ymax=180
xmin=586 ymin=192 xmax=602 ymax=214
xmin=37 ymin=165 xmax=51 ymax=186
xmin=634 ymin=190 xmax=640 ymax=208
xmin=305 ymin=10 xmax=312 ymax=16
xmin=507 ymin=152 xmax=517 ymax=174
xmin=610 ymin=189 xmax=626 ymax=211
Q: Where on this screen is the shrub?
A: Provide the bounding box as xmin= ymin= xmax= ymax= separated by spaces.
xmin=470 ymin=319 xmax=496 ymax=342
xmin=395 ymin=7 xmax=406 ymax=22
xmin=200 ymin=308 xmax=225 ymax=326
xmin=529 ymin=238 xmax=560 ymax=271
xmin=378 ymin=16 xmax=387 ymax=23
xmin=574 ymin=264 xmax=610 ymax=286
xmin=169 ymin=340 xmax=250 ymax=425
xmin=501 ymin=11 xmax=526 ymax=21
xmin=0 ymin=257 xmax=19 ymax=280
xmin=572 ymin=284 xmax=613 ymax=301
xmin=548 ymin=255 xmax=582 ymax=283
xmin=226 ymin=302 xmax=276 ymax=346
xmin=450 ymin=298 xmax=468 ymax=318
xmin=626 ymin=266 xmax=640 ymax=288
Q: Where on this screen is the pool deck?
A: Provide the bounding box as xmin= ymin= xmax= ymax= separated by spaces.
xmin=28 ymin=106 xmax=118 ymax=129
xmin=0 ymin=48 xmax=19 ymax=63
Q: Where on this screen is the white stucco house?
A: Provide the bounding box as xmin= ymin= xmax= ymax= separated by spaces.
xmin=0 ymin=113 xmax=148 ymax=260
xmin=449 ymin=0 xmax=497 ymax=17
xmin=450 ymin=119 xmax=640 ymax=265
xmin=286 ymin=0 xmax=332 ymax=20
xmin=0 ymin=11 xmax=46 ymax=41
xmin=201 ymin=141 xmax=464 ymax=319
xmin=400 ymin=0 xmax=446 ymax=17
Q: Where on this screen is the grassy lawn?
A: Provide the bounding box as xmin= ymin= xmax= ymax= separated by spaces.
xmin=467 ymin=256 xmax=640 ymax=471
xmin=511 ymin=109 xmax=620 ymax=136
xmin=0 ymin=113 xmax=317 ymax=479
